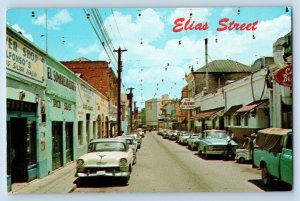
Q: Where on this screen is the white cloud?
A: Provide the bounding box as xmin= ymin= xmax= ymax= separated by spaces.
xmin=77 ymin=42 xmax=101 ymax=55
xmin=220 ymin=8 xmax=233 ymax=17
xmin=11 ymin=24 xmax=33 ymax=42
xmin=105 ymin=8 xmax=164 ymax=46
xmin=168 ymin=8 xmax=211 ymax=24
xmin=33 ymin=9 xmax=72 ymax=30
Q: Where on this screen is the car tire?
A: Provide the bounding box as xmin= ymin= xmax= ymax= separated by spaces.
xmin=203 ymin=148 xmax=208 ymax=159
xmin=261 ymin=165 xmax=273 ymax=186
xmin=119 ymin=176 xmax=130 ymax=185
xmin=238 ymin=157 xmax=246 ymax=164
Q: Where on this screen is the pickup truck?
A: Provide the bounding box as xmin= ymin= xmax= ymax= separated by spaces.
xmin=253 ymin=128 xmax=292 ymax=187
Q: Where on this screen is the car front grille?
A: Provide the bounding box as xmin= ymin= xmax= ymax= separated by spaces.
xmin=211 ymin=145 xmax=227 ymax=151
xmin=83 ymin=166 xmax=120 ymax=173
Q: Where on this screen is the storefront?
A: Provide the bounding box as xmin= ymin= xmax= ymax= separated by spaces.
xmin=45 ymin=56 xmax=77 ymax=172
xmin=6 ymin=25 xmax=46 ymax=188
xmin=76 ymin=78 xmax=99 ymax=158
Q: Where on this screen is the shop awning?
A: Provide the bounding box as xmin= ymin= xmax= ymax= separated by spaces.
xmin=195 ymin=107 xmax=224 ymax=120
xmin=235 ymin=100 xmax=268 ymax=114
xmin=223 ymin=105 xmax=243 ymax=116
xmin=210 ymin=109 xmax=224 ymax=120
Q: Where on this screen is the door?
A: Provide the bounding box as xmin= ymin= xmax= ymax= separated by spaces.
xmin=10 ymin=118 xmax=28 ymax=182
xmin=52 ymin=122 xmax=63 ymax=170
xmin=219 ymin=117 xmax=224 ymax=130
xmin=65 ymin=122 xmax=73 ymax=163
xmin=280 ymin=134 xmax=293 ymax=185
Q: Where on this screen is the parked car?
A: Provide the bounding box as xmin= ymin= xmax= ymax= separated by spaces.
xmin=158 ymin=128 xmax=164 ymax=135
xmin=136 ymin=128 xmax=145 ymax=138
xmin=75 ymin=138 xmax=134 ymax=184
xmin=168 ymin=130 xmax=179 ymax=140
xmin=176 ymin=131 xmax=186 ymax=142
xmin=187 ymin=133 xmax=202 ymax=150
xmin=118 ymin=136 xmax=138 ymax=164
xmin=198 ymin=130 xmax=238 ymax=158
xmin=162 ymin=129 xmax=170 ymax=139
xmin=253 ymin=128 xmax=292 ymax=187
xmin=124 ymin=132 xmax=142 ymax=149
xmin=178 ymin=132 xmax=193 ymax=145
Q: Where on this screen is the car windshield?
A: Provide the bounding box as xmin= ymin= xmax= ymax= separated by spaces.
xmin=191 ymin=134 xmax=200 ymax=138
xmin=89 ymin=142 xmax=126 ymax=152
xmin=205 ymin=131 xmax=227 ymax=139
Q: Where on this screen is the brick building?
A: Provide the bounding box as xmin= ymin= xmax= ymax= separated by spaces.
xmin=61 ymin=58 xmax=118 ymax=137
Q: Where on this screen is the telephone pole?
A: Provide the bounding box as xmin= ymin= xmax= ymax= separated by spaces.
xmin=114 ymin=47 xmax=127 ymax=136
xmin=128 ymin=87 xmax=134 ymax=132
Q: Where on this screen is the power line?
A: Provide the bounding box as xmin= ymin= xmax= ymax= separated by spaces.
xmin=111 ymin=8 xmax=127 ymax=50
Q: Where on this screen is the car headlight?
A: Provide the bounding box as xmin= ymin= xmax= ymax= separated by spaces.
xmin=119 ymin=158 xmax=128 ymax=166
xmin=207 ymin=146 xmax=213 ymax=151
xmin=77 ymin=159 xmax=84 ymax=167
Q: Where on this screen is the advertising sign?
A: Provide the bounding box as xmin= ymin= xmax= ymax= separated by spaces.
xmin=273 ymin=64 xmax=292 ymax=87
xmin=180 ymin=98 xmax=195 ymax=110
xmin=6 ymin=35 xmax=44 ymax=82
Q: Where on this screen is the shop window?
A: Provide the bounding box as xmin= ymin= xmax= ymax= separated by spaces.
xmin=93 ymin=121 xmax=96 ymax=139
xmin=227 ymin=115 xmax=231 ymax=125
xmin=78 ymin=121 xmax=83 ymax=145
xmin=235 ymin=115 xmax=241 ymax=126
xmin=244 ymin=114 xmax=249 ymax=126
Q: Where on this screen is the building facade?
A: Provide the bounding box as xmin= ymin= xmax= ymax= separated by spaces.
xmin=145 ymin=98 xmax=162 ymax=130
xmin=61 ymin=58 xmax=118 ymax=137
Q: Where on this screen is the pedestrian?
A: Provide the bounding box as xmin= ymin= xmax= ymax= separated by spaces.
xmin=226 ymin=130 xmax=234 ymax=159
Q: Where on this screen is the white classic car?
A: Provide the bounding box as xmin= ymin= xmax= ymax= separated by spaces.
xmin=76 ymin=138 xmax=134 ymax=184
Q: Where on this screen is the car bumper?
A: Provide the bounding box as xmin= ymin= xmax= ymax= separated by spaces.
xmin=205 ymin=150 xmax=227 ymax=155
xmin=76 ymin=171 xmax=130 ymax=178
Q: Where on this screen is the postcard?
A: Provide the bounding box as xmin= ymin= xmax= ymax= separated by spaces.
xmin=5 ymin=7 xmax=292 ymax=194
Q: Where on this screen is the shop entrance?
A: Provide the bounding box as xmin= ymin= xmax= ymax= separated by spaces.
xmin=65 ymin=122 xmax=73 ymax=163
xmin=9 ymin=118 xmax=28 ymax=182
xmin=52 ymin=122 xmax=63 ymax=170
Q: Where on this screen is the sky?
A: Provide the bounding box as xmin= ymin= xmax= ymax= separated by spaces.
xmin=6 ymin=7 xmax=291 ymax=108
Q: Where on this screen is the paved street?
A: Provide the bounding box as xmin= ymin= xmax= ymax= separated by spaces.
xmin=73 ymin=131 xmax=265 ymax=193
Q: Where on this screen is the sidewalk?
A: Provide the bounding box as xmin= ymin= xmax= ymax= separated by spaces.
xmin=11 ymin=162 xmax=77 ymax=194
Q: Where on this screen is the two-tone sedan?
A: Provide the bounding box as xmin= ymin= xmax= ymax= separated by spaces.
xmin=75 ymin=138 xmax=134 ymax=184
xmin=197 ymin=130 xmax=238 ymax=158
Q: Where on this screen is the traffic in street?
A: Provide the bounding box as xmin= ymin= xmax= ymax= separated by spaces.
xmin=72 ymin=131 xmax=291 ymax=193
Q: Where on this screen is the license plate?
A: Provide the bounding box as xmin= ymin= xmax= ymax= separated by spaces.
xmin=96 ymin=171 xmax=105 ymax=175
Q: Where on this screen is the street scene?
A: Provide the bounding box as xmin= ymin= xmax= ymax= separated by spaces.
xmin=6 ymin=7 xmax=292 ymax=193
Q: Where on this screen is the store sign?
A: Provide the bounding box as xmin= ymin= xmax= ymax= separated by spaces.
xmin=6 ymin=35 xmax=44 ymax=82
xmin=180 ymin=98 xmax=195 ymax=110
xmin=273 ymin=64 xmax=292 ymax=87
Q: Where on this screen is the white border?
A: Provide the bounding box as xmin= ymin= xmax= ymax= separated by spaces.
xmin=0 ymin=1 xmax=298 ymax=201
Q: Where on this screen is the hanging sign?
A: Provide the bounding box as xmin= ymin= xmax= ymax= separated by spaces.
xmin=273 ymin=64 xmax=292 ymax=87
xmin=180 ymin=98 xmax=195 ymax=110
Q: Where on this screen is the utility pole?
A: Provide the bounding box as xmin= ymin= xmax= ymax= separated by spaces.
xmin=205 ymin=38 xmax=208 ymax=91
xmin=128 ymin=87 xmax=134 ymax=132
xmin=134 ymin=101 xmax=137 ymax=130
xmin=114 ymin=47 xmax=127 ymax=136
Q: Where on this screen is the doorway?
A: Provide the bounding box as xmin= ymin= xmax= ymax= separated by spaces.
xmin=9 ymin=118 xmax=28 ymax=182
xmin=52 ymin=122 xmax=63 ymax=170
xmin=65 ymin=122 xmax=73 ymax=163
